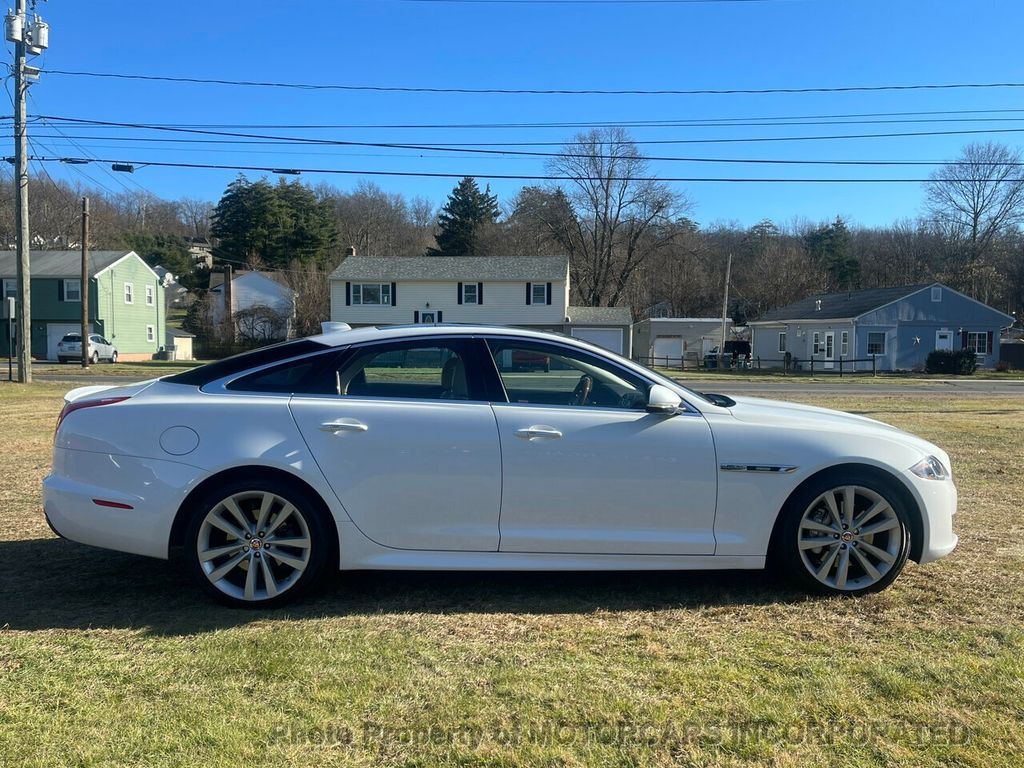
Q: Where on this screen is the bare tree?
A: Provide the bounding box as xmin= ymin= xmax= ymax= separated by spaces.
xmin=924 ymin=142 xmax=1024 ymax=294
xmin=178 ymin=197 xmax=214 ymax=238
xmin=285 ymin=259 xmax=331 ymax=338
xmin=545 ymin=128 xmax=690 ymax=307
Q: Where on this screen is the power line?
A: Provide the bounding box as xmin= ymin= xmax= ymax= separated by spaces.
xmin=25 ymin=154 xmax=1009 ymax=183
xmin=34 ymin=115 xmax=1024 ymax=158
xmin=13 ymin=106 xmax=1024 ymax=130
xmin=28 ymin=134 xmax=1024 ymax=167
xmin=39 ymin=69 xmax=1024 ymax=96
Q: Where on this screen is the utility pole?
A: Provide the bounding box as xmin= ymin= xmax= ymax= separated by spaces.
xmin=719 ymin=252 xmax=732 ymax=370
xmin=6 ymin=1 xmax=48 ymax=383
xmin=80 ymin=197 xmax=89 ymax=368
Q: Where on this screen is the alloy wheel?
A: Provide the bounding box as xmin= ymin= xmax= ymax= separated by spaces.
xmin=797 ymin=484 xmax=904 ymax=591
xmin=196 ymin=490 xmax=312 ymax=602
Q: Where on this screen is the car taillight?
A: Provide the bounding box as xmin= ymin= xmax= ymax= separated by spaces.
xmin=55 ymin=396 xmax=129 ymax=435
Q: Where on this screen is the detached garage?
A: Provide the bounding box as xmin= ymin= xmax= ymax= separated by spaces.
xmin=562 ymin=306 xmax=633 ymax=357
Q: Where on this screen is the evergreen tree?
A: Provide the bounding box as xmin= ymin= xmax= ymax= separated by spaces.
xmin=804 ymin=216 xmax=859 ymax=291
xmin=428 ymin=177 xmax=499 ymax=256
xmin=210 ymin=175 xmax=337 ymax=269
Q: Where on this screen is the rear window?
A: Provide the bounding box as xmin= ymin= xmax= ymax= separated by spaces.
xmin=61 ymin=334 xmax=81 ymax=342
xmin=164 ymin=339 xmax=329 ymax=387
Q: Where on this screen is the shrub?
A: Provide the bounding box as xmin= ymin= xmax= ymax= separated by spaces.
xmin=996 ymin=359 xmax=1011 ymax=372
xmin=926 ymin=348 xmax=978 ymax=375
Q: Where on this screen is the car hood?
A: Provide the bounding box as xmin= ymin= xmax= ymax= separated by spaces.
xmin=722 ymin=394 xmax=948 ymax=464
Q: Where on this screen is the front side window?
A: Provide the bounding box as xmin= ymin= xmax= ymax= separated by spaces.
xmin=531 ymin=283 xmax=548 ymax=305
xmin=124 ymin=282 xmax=134 ymax=304
xmin=338 ymin=340 xmax=476 ymax=401
xmin=778 ymin=332 xmax=786 ymax=353
xmin=967 ymin=332 xmax=990 ymax=355
xmin=63 ymin=279 xmax=81 ymax=302
xmin=487 ymin=339 xmax=648 ymax=410
xmin=352 ymin=283 xmax=391 ymax=306
xmin=867 ymin=332 xmax=886 ymax=355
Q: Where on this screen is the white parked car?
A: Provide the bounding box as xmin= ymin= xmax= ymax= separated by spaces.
xmin=56 ymin=333 xmax=118 ymax=364
xmin=44 ymin=325 xmax=957 ymax=607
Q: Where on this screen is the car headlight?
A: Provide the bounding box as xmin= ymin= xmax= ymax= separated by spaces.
xmin=910 ymin=455 xmax=949 ymax=481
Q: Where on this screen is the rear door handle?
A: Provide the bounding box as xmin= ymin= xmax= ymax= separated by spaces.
xmin=319 ymin=419 xmax=368 ymax=434
xmin=515 ymin=425 xmax=563 ymax=441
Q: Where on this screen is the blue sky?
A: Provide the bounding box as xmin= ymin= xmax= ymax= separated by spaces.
xmin=13 ymin=0 xmax=1024 ymax=227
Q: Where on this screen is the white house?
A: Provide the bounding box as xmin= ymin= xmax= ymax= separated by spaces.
xmin=329 ymin=254 xmax=633 ymax=355
xmin=210 ymin=270 xmax=296 ymax=341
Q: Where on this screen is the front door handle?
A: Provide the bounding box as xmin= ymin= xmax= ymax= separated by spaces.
xmin=515 ymin=425 xmax=563 ymax=441
xmin=319 ymin=419 xmax=369 ymax=434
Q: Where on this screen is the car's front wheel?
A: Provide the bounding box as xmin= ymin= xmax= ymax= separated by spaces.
xmin=778 ymin=472 xmax=912 ymax=596
xmin=184 ymin=479 xmax=332 ymax=607
xmin=109 ymin=351 xmax=117 ymax=364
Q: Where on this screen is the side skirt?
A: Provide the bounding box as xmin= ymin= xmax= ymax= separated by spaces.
xmin=337 ymin=522 xmax=765 ymax=571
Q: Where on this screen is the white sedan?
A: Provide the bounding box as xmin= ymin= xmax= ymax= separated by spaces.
xmin=43 ymin=324 xmax=957 ymax=607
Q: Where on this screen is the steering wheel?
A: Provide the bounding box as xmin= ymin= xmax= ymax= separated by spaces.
xmin=570 ymin=375 xmax=593 ymax=406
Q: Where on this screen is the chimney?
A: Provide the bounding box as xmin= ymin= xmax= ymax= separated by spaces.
xmin=345 ymin=245 xmax=356 ymax=258
xmin=223 ymin=264 xmax=233 ymax=317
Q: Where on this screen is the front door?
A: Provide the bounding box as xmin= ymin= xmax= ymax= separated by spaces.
xmin=823 ymin=332 xmax=835 ymax=370
xmin=289 ymin=337 xmax=502 ymax=551
xmin=936 ymin=330 xmax=953 ymax=351
xmin=485 ymin=338 xmax=718 ymax=555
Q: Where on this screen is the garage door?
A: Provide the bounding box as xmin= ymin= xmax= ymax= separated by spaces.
xmin=47 ymin=323 xmax=92 ymax=361
xmin=570 ymin=327 xmax=623 ymax=355
xmin=653 ymin=336 xmax=683 ymax=364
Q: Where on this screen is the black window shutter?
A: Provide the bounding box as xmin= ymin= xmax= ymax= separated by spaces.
xmin=457 ymin=282 xmax=463 ymax=305
xmin=414 ymin=310 xmax=420 ymax=323
xmin=546 ymin=282 xmax=552 ymax=305
xmin=437 ymin=310 xmax=443 ymax=323
xmin=58 ymin=281 xmax=64 ymax=301
xmin=391 ymin=282 xmax=397 ymax=306
xmin=961 ymin=330 xmax=968 ymax=349
xmin=345 ymin=282 xmax=351 ymax=306
xmin=477 ymin=282 xmax=483 ymax=304
xmin=526 ymin=282 xmax=532 ymax=305
xmin=987 ymin=330 xmax=993 ymax=353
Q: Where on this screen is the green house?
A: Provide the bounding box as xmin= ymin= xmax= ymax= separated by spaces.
xmin=1 ymin=250 xmax=166 ymax=361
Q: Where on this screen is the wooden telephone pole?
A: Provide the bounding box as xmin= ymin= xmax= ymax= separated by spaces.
xmin=80 ymin=197 xmax=89 ymax=367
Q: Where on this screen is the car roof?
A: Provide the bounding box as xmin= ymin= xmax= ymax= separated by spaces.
xmin=306 ymin=323 xmax=583 ymax=349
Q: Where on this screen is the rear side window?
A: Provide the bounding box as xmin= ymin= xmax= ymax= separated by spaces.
xmin=165 ymin=339 xmax=328 ymax=387
xmin=61 ymin=334 xmax=81 ymax=342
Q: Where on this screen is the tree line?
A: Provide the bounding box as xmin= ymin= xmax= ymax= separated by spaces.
xmin=3 ymin=131 xmax=1022 ymax=326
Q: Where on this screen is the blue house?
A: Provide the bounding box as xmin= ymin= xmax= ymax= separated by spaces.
xmin=749 ymin=283 xmax=1015 ymax=371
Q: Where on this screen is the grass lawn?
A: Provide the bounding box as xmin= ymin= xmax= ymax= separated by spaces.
xmin=0 ymin=383 xmax=1022 ymax=767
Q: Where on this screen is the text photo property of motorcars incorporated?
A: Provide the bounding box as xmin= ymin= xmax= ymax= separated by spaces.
xmin=43 ymin=324 xmax=958 ymax=608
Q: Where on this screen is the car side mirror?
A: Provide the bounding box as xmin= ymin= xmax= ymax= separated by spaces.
xmin=646 ymin=384 xmax=682 ymax=414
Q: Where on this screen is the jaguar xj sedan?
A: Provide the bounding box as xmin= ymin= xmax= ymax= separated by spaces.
xmin=44 ymin=324 xmax=957 ymax=607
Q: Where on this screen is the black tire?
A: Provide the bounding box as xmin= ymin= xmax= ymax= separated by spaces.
xmin=90 ymin=351 xmax=99 ymax=365
xmin=109 ymin=352 xmax=118 ymax=364
xmin=776 ymin=469 xmax=912 ymax=596
xmin=183 ymin=477 xmax=333 ymax=608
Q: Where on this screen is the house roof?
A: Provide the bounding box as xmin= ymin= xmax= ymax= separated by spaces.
xmin=209 ymin=269 xmax=291 ymax=291
xmin=330 ymin=255 xmax=569 ymax=282
xmin=755 ymin=284 xmax=932 ymax=322
xmin=0 ymin=250 xmax=133 ymax=279
xmin=567 ymin=305 xmax=633 ymax=325
xmin=166 ymin=327 xmax=195 ymax=338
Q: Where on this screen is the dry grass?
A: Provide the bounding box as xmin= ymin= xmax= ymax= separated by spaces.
xmin=0 ymin=382 xmax=1022 ymax=767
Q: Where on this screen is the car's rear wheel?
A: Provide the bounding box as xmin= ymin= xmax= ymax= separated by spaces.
xmin=184 ymin=479 xmax=331 ymax=607
xmin=778 ymin=472 xmax=912 ymax=596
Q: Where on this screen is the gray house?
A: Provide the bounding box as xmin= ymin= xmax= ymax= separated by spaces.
xmin=749 ymin=283 xmax=1014 ymax=371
